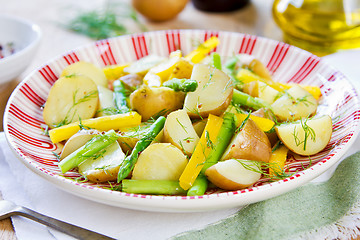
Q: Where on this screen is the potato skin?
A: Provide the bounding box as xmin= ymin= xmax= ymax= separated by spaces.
xmin=130 ymin=86 xmax=185 ymax=121
xmin=85 ymin=166 xmax=120 ymax=183
xmin=222 ymin=119 xmax=271 ymax=162
xmin=205 ymin=159 xmax=261 ymax=190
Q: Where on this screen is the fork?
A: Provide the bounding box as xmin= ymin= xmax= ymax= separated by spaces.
xmin=0 ymin=200 xmax=115 ymax=240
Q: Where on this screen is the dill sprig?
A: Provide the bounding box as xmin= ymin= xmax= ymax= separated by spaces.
xmin=292 ymin=117 xmax=316 ymax=151
xmin=65 ymin=2 xmax=147 ymax=40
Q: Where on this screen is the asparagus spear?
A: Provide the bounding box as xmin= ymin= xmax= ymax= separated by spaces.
xmin=113 ymin=80 xmax=130 ymax=113
xmin=163 ymin=78 xmax=198 ymax=92
xmin=122 ymin=180 xmax=187 ymax=195
xmin=58 ymin=130 xmax=119 ymax=173
xmin=232 ymin=89 xmax=273 ymax=111
xmin=117 ymin=116 xmax=166 ymax=182
xmin=187 ymin=174 xmax=208 ymax=196
xmin=210 ymin=52 xmax=222 ymax=70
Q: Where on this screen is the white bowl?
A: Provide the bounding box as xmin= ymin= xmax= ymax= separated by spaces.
xmin=4 ymin=30 xmax=360 ymax=212
xmin=0 ymin=14 xmax=41 ymax=84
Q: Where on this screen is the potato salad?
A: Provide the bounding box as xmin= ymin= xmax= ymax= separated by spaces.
xmin=43 ymin=37 xmax=332 ymax=196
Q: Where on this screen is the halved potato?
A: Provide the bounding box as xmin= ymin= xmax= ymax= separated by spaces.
xmin=163 ymin=109 xmax=200 ymax=156
xmin=60 ymin=130 xmax=99 ymax=159
xmin=205 ymin=159 xmax=261 ymax=190
xmin=184 ymin=64 xmax=233 ymax=118
xmin=275 ymin=115 xmax=332 ymax=155
xmin=60 ymin=61 xmax=108 ymax=88
xmin=124 ymin=55 xmax=166 ymax=77
xmin=43 ymin=75 xmax=99 ymax=128
xmin=96 ymin=85 xmax=115 ymax=117
xmin=129 ymin=86 xmax=185 ymax=121
xmin=78 ymin=141 xmax=125 ymax=182
xmin=271 ymin=85 xmax=318 ymax=121
xmin=131 ymin=143 xmax=188 ymax=181
xmin=222 ymin=118 xmax=271 ymax=162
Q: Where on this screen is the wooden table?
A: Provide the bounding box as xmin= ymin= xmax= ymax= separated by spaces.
xmin=0 ymin=0 xmax=358 ymax=239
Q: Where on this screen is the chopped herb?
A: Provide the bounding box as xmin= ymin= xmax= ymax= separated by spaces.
xmin=205 ymin=130 xmax=215 ymax=150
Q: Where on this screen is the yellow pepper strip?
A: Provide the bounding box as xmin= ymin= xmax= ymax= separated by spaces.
xmin=234 ymin=113 xmax=275 ymax=132
xmin=103 ymin=64 xmax=130 ymax=81
xmin=269 ymin=144 xmax=289 ymax=177
xmin=184 ymin=36 xmax=220 ymax=64
xmin=179 ymin=114 xmax=223 ymax=190
xmin=236 ymin=69 xmax=265 ymax=84
xmin=49 ymin=112 xmax=141 ymax=143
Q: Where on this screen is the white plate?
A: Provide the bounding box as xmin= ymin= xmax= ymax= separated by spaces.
xmin=4 ymin=30 xmax=360 ymax=212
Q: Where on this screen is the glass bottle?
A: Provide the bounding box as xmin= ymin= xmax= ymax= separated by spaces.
xmin=273 ymin=0 xmax=360 ymax=56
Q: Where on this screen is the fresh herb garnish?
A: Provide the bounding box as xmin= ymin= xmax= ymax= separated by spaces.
xmin=65 ymin=2 xmax=147 ymax=40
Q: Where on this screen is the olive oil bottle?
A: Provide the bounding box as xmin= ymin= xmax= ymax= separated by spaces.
xmin=273 ymin=0 xmax=360 ymax=56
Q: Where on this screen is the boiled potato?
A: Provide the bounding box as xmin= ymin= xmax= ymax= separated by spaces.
xmin=222 ymin=118 xmax=271 ymax=162
xmin=163 ymin=109 xmax=200 ymax=156
xmin=143 ymin=56 xmax=180 ymax=86
xmin=132 ymin=0 xmax=188 ymax=22
xmin=96 ymin=85 xmax=115 ymax=117
xmin=275 ymin=115 xmax=332 ymax=155
xmin=60 ymin=61 xmax=108 ymax=88
xmin=78 ymin=141 xmax=125 ymax=182
xmin=124 ymin=55 xmax=166 ymax=77
xmin=60 ymin=130 xmax=99 ymax=159
xmin=184 ymin=64 xmax=233 ymax=118
xmin=257 ymin=82 xmax=280 ymax=105
xmin=236 ymin=54 xmax=272 ymax=80
xmin=271 ymin=85 xmax=318 ymax=121
xmin=131 ymin=143 xmax=188 ymax=180
xmin=168 ymin=58 xmax=193 ymax=80
xmin=205 ymin=159 xmax=261 ymax=190
xmin=43 ymin=75 xmax=99 ymax=128
xmin=130 ymin=86 xmax=185 ymax=121
xmin=117 ymin=122 xmax=163 ymax=153
xmin=192 ymin=118 xmax=207 ymax=137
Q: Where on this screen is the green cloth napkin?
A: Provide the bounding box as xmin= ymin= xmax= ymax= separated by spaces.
xmin=172 ymin=152 xmax=360 ymax=240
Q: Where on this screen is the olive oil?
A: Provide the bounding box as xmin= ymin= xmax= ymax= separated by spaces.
xmin=273 ymin=0 xmax=360 ymax=56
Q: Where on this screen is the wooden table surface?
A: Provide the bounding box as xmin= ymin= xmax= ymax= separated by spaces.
xmin=0 ymin=0 xmax=359 ymax=239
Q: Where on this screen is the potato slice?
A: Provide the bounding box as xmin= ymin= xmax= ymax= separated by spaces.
xmin=78 ymin=141 xmax=125 ymax=182
xmin=60 ymin=130 xmax=99 ymax=159
xmin=124 ymin=55 xmax=166 ymax=77
xmin=129 ymin=86 xmax=185 ymax=121
xmin=96 ymin=85 xmax=115 ymax=117
xmin=163 ymin=109 xmax=200 ymax=156
xmin=222 ymin=118 xmax=271 ymax=162
xmin=271 ymin=85 xmax=318 ymax=121
xmin=205 ymin=159 xmax=261 ymax=190
xmin=131 ymin=143 xmax=188 ymax=181
xmin=184 ymin=64 xmax=233 ymax=118
xmin=43 ymin=75 xmax=99 ymax=128
xmin=275 ymin=115 xmax=332 ymax=155
xmin=60 ymin=61 xmax=108 ymax=88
